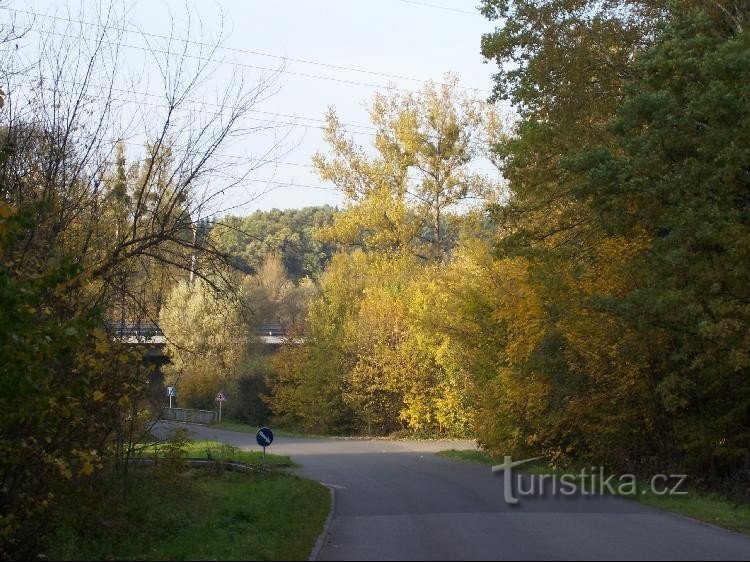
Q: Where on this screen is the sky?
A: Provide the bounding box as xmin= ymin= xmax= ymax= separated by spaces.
xmin=8 ymin=0 xmax=501 ymax=214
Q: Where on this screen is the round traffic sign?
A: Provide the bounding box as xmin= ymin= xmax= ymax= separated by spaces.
xmin=256 ymin=427 xmax=274 ymax=447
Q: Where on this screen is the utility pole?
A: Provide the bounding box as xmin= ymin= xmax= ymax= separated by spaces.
xmin=189 ymin=220 xmax=198 ymax=285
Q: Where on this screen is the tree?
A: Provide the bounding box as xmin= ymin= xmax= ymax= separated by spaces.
xmin=480 ymin=1 xmax=746 ymax=257
xmin=0 ymin=5 xmax=284 ymax=556
xmin=210 ymin=206 xmax=336 ymax=280
xmin=267 ymin=248 xmax=478 ymax=436
xmin=476 ymin=0 xmax=682 ymax=467
xmin=267 ymin=78 xmax=504 ymax=436
xmin=0 ymin=151 xmax=147 ymax=559
xmin=568 ymin=9 xmax=750 ymax=476
xmin=0 ymin=4 xmax=283 ymax=331
xmin=240 ymin=254 xmax=318 ymax=333
xmin=160 ymin=279 xmax=250 ymax=409
xmin=477 ymin=0 xmax=750 ymax=484
xmin=313 ymin=75 xmax=495 ymax=261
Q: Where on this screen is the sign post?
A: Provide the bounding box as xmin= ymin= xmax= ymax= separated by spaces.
xmin=167 ymin=386 xmax=176 ymax=409
xmin=255 ymin=427 xmax=274 ymax=463
xmin=215 ymin=392 xmax=226 ymax=422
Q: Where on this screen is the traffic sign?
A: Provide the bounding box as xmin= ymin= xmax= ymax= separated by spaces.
xmin=167 ymin=386 xmax=176 ymax=409
xmin=256 ymin=427 xmax=274 ymax=447
xmin=215 ymin=392 xmax=226 ymax=422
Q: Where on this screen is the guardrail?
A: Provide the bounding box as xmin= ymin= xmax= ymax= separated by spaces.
xmin=161 ymin=407 xmax=215 ymax=424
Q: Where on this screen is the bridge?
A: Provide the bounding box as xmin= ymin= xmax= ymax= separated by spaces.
xmin=109 ymin=323 xmax=302 ymax=351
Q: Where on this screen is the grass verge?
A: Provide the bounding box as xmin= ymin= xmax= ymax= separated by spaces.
xmin=210 ymin=420 xmax=328 ymax=439
xmin=437 ymin=449 xmax=750 ymax=535
xmin=183 ymin=440 xmax=298 ymax=468
xmin=46 ymin=463 xmax=329 ymax=560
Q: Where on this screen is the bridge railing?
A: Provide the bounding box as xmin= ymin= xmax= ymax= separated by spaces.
xmin=161 ymin=407 xmax=215 ymax=424
xmin=106 ymin=322 xmax=164 ymax=338
xmin=257 ymin=324 xmax=286 ymax=336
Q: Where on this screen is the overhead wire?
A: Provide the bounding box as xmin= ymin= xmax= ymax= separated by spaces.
xmin=2 ymin=5 xmax=501 ymax=204
xmin=395 ymin=0 xmax=480 ymax=16
xmin=9 ymin=71 xmax=496 ymax=154
xmin=3 ymin=7 xmax=491 ymax=95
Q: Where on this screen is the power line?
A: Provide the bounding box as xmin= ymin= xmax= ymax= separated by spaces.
xmin=216 ymin=153 xmax=499 ymax=178
xmin=256 ymin=180 xmax=338 ymax=192
xmin=35 ymin=28 xmax=421 ymax=95
xmin=110 ymin=140 xmax=498 ymax=182
xmin=10 ymin=71 xmax=379 ymax=136
xmin=395 ymin=0 xmax=480 ymax=16
xmin=8 ymin=75 xmax=497 ymax=170
xmin=4 ymin=7 xmax=490 ymax=94
xmin=11 ymin=72 xmax=496 ymax=153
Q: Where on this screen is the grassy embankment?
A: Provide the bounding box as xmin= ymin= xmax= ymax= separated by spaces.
xmin=45 ymin=440 xmax=330 ymax=561
xmin=210 ymin=420 xmax=322 ymax=439
xmin=438 ymin=449 xmax=750 ymax=536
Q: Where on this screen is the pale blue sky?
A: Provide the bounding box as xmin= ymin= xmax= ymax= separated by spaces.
xmin=11 ymin=0 xmax=500 ymax=213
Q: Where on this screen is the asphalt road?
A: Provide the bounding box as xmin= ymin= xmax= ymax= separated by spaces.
xmin=163 ymin=423 xmax=750 ymax=561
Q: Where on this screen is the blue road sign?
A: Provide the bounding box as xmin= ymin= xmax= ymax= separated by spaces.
xmin=256 ymin=427 xmax=274 ymax=448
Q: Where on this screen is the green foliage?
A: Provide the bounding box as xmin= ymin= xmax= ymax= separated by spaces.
xmin=568 ymin=10 xmax=750 ymax=476
xmin=0 ymin=11 xmax=302 ymax=557
xmin=474 ymin=1 xmax=750 ymax=493
xmin=211 ymin=206 xmax=336 ymax=281
xmin=152 ymin=428 xmax=191 ymax=476
xmin=227 ymin=358 xmax=273 ymax=426
xmin=178 ymin=440 xmax=295 ymax=468
xmin=0 ymin=196 xmax=149 ymax=559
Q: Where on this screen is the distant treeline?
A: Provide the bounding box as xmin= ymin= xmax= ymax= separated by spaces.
xmin=211 ymin=206 xmax=337 ymax=281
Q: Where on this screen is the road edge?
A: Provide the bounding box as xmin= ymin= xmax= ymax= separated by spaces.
xmin=622 ymin=495 xmax=750 ymax=540
xmin=309 ymin=484 xmax=336 ymax=561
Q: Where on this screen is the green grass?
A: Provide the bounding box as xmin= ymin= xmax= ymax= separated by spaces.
xmin=182 ymin=440 xmax=298 ymax=468
xmin=437 ymin=449 xmax=554 ymax=476
xmin=46 ymin=465 xmax=330 ymax=560
xmin=438 ymin=449 xmax=499 ymax=466
xmin=136 ymin=436 xmax=297 ymax=468
xmin=438 ymin=449 xmax=750 ymax=535
xmin=636 ymin=489 xmax=750 ymax=535
xmin=210 ymin=420 xmax=329 ymax=439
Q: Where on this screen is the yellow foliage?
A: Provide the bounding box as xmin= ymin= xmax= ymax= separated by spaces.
xmin=160 ymin=279 xmax=249 ymax=407
xmin=0 ymin=202 xmax=14 ymax=219
xmin=313 ymin=75 xmax=497 ymax=261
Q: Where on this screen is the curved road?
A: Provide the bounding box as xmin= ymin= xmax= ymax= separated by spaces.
xmin=165 ymin=423 xmax=750 ymax=561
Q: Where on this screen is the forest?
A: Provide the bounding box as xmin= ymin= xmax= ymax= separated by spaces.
xmin=263 ymin=3 xmax=750 ymax=495
xmin=1 ymin=1 xmax=749 ymax=558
